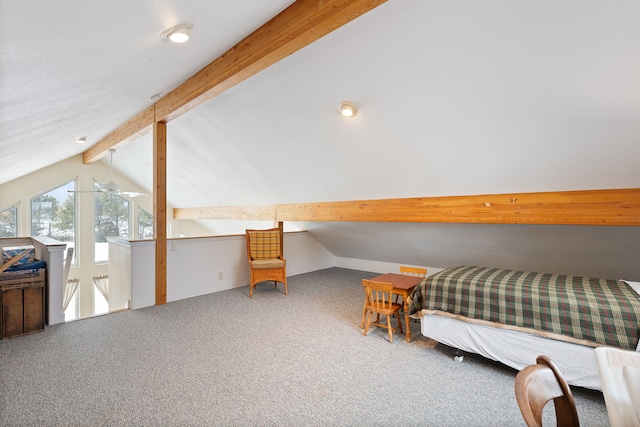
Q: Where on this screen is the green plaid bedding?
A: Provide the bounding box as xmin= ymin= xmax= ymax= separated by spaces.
xmin=407 ymin=265 xmax=640 ymax=350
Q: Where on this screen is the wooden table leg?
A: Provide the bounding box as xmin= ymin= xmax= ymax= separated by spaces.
xmin=403 ymin=294 xmax=412 ymax=342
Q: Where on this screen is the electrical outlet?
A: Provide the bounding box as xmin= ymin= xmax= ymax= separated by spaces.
xmin=171 ymin=242 xmax=177 ymax=251
xmin=218 ymin=272 xmax=223 ymax=280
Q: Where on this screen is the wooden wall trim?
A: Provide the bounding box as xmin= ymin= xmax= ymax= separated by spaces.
xmin=82 ymin=0 xmax=387 ymax=163
xmin=173 ymin=188 xmax=640 ymax=226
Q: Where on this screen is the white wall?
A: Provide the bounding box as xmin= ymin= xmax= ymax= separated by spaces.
xmin=166 ymin=235 xmax=248 ymax=301
xmin=122 ymin=231 xmax=447 ymax=310
xmin=125 ymin=231 xmax=335 ymax=308
xmin=107 ymin=237 xmax=132 ymax=312
xmin=129 ymin=240 xmax=156 ymax=310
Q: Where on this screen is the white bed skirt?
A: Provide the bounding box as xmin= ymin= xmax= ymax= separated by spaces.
xmin=420 ymin=313 xmax=603 ymax=390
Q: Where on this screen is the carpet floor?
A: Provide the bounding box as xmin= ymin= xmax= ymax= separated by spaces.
xmin=0 ymin=267 xmax=609 ymax=426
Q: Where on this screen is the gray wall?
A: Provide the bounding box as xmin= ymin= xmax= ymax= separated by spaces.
xmin=303 ymin=222 xmax=640 ymax=280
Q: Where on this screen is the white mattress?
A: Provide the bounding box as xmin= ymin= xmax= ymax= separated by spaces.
xmin=595 ymin=347 xmax=640 ymax=426
xmin=420 ymin=313 xmax=602 ymax=390
xmin=417 ymin=277 xmax=640 ymax=391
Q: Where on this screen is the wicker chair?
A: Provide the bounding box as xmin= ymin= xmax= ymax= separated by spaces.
xmin=515 ymin=355 xmax=580 ymax=427
xmin=245 ymin=227 xmax=287 ymax=298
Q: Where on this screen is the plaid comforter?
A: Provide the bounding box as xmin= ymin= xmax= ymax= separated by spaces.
xmin=407 ymin=265 xmax=640 ymax=350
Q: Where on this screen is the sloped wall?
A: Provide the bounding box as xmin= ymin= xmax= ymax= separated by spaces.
xmin=302 ymin=221 xmax=640 ymax=280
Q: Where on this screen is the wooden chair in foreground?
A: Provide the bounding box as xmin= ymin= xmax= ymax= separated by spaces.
xmin=515 ymin=355 xmax=580 ymax=427
xmin=245 ymin=227 xmax=287 ymax=298
xmin=361 ymin=279 xmax=404 ymax=343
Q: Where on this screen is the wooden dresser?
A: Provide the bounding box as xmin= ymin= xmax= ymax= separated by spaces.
xmin=0 ymin=268 xmax=45 ymax=339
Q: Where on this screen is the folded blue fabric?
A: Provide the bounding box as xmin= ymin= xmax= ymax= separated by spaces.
xmin=5 ymin=260 xmax=47 ymax=271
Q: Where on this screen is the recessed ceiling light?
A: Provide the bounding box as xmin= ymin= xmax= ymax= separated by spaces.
xmin=338 ymin=101 xmax=358 ymax=118
xmin=160 ymin=24 xmax=193 ymax=43
xmin=75 ymin=137 xmax=87 ymax=144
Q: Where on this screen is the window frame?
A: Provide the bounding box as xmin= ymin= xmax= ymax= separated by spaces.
xmin=28 ymin=179 xmax=78 ymax=265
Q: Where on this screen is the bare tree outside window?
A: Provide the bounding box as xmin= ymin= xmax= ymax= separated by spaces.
xmin=94 ymin=187 xmax=130 ymax=262
xmin=138 ymin=208 xmax=153 ymax=240
xmin=30 ymin=181 xmax=76 ymax=261
xmin=0 ymin=205 xmax=18 ymax=237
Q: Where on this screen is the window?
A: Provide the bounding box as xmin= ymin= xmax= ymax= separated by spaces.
xmin=94 ymin=185 xmax=130 ymax=262
xmin=0 ymin=205 xmax=18 ymax=237
xmin=138 ymin=208 xmax=153 ymax=240
xmin=30 ymin=181 xmax=76 ymax=260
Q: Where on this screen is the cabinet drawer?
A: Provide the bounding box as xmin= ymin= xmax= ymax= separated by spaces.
xmin=1 ymin=288 xmax=24 ymax=338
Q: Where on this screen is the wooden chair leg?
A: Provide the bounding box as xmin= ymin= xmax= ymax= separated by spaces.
xmin=250 ymin=283 xmax=254 ymax=298
xmin=284 ymin=281 xmax=288 ymax=295
xmin=396 ymin=312 xmax=403 ymax=335
xmin=363 ymin=311 xmax=372 ymax=336
xmin=360 ymin=300 xmax=367 ymax=328
xmin=386 ymin=314 xmax=393 ymax=342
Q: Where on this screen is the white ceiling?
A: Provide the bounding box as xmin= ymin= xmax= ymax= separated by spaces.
xmin=0 ymin=0 xmax=294 ymax=183
xmin=2 ymin=1 xmax=640 ymax=278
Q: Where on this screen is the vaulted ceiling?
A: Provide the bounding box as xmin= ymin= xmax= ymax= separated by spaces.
xmin=2 ymin=1 xmax=639 ymax=278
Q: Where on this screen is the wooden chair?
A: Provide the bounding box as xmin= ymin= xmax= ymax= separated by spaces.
xmin=515 ymin=355 xmax=580 ymax=427
xmin=397 ymin=265 xmax=427 ymax=304
xmin=245 ymin=227 xmax=287 ymax=298
xmin=399 ymin=266 xmax=427 ymax=278
xmin=362 ymin=279 xmax=403 ymax=343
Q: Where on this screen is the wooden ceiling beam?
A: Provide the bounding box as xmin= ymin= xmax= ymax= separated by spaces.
xmin=174 ymin=205 xmax=277 ymax=221
xmin=82 ymin=106 xmax=155 ymax=163
xmin=173 ymin=188 xmax=640 ymax=226
xmin=153 ymin=121 xmax=167 ymax=305
xmin=82 ymin=0 xmax=387 ymax=164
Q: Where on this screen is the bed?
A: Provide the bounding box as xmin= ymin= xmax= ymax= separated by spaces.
xmin=406 ymin=265 xmax=640 ymax=390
